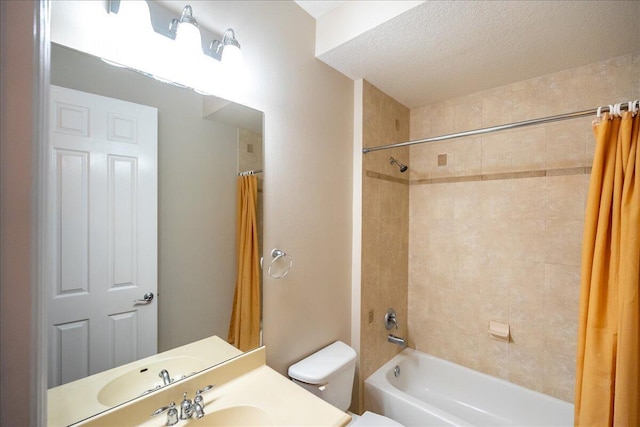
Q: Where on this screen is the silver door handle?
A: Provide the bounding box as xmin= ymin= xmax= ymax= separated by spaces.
xmin=134 ymin=292 xmax=154 ymax=304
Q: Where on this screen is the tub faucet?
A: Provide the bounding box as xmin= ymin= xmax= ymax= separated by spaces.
xmin=388 ymin=334 xmax=406 ymax=347
xmin=159 ymin=369 xmax=173 ymax=386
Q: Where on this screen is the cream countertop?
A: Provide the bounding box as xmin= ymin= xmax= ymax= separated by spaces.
xmin=78 ymin=346 xmax=351 ymax=427
xmin=48 ymin=336 xmax=242 ymax=427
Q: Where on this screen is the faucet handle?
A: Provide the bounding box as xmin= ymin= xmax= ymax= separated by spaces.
xmin=193 ymin=385 xmax=216 ymax=419
xmin=194 ymin=384 xmax=215 ymax=405
xmin=151 ymin=402 xmax=178 ymax=426
xmin=198 ymin=384 xmax=216 ymax=394
xmin=180 ymin=392 xmax=193 ymax=420
xmin=384 ymin=308 xmax=399 ymax=330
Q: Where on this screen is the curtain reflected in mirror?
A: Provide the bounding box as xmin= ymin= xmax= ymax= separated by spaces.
xmin=228 ymin=174 xmax=261 ymax=351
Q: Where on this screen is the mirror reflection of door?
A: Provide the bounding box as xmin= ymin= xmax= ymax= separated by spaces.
xmin=47 ymin=85 xmax=158 ymax=387
xmin=49 ymin=42 xmax=264 ymax=386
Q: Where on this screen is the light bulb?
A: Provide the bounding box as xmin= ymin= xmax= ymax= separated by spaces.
xmin=175 ymin=22 xmax=203 ymax=57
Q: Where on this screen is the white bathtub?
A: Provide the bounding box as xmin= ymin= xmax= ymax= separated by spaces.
xmin=364 ymin=348 xmax=574 ymax=426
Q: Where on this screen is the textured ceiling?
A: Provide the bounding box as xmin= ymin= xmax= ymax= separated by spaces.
xmin=312 ymin=1 xmax=640 ymax=108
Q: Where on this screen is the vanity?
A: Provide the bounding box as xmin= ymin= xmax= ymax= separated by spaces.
xmin=50 ymin=339 xmax=350 ymax=427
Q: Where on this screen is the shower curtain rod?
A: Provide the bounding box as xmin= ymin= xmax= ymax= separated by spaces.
xmin=362 ymin=104 xmax=632 ymax=154
xmin=238 ymin=168 xmax=263 ymax=176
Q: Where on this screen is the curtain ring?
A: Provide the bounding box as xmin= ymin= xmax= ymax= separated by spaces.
xmin=608 ymin=104 xmax=615 ymax=119
xmin=594 ymin=106 xmax=604 ymax=126
xmin=631 ymin=100 xmax=639 ymax=116
xmin=596 ymin=106 xmax=603 ymax=120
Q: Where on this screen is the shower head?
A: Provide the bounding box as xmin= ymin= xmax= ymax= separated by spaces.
xmin=389 ymin=156 xmax=408 ymax=173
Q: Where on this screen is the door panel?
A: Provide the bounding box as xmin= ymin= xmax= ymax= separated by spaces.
xmin=48 ymin=85 xmax=158 ymax=387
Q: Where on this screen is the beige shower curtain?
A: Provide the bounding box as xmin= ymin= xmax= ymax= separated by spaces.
xmin=575 ymin=111 xmax=640 ymax=426
xmin=227 ymin=175 xmax=261 ymax=351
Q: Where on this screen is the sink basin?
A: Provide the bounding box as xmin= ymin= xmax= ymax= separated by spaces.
xmin=98 ymin=356 xmax=206 ymax=406
xmin=190 ymin=405 xmax=273 ymax=426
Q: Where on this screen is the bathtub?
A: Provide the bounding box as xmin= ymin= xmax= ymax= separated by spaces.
xmin=364 ymin=348 xmax=573 ymax=426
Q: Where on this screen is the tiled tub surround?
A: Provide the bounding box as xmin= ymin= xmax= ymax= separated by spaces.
xmin=406 ymin=54 xmax=639 ymax=403
xmin=359 ymin=81 xmax=410 ymax=411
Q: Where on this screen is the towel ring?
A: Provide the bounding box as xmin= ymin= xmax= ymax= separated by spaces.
xmin=268 ymin=248 xmax=293 ymax=279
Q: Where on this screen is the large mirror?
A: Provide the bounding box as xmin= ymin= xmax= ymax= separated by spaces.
xmin=46 ymin=38 xmax=263 ymax=425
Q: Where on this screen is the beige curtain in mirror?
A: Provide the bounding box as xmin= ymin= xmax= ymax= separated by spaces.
xmin=228 ymin=175 xmax=261 ymax=351
xmin=575 ymin=111 xmax=639 ymax=426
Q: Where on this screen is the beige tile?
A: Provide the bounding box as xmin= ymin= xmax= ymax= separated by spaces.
xmin=454 ymin=93 xmax=483 ymax=133
xmin=410 ymin=105 xmax=433 ymax=140
xmin=511 ymin=76 xmax=548 ymax=122
xmin=477 ymin=338 xmax=509 ymax=380
xmin=546 ymin=119 xmax=590 ymax=169
xmin=546 ymin=174 xmax=587 ymax=221
xmin=634 ymin=53 xmax=640 ymax=96
xmin=507 ymin=219 xmax=547 ymax=263
xmin=584 ymin=55 xmax=634 ymax=107
xmin=409 ymin=182 xmax=455 ymax=220
xmin=477 ymin=179 xmax=514 ymax=220
xmin=508 ymin=344 xmax=544 ymax=393
xmin=481 ymin=132 xmax=513 ymax=174
xmin=545 ymin=219 xmax=584 ymax=266
xmin=453 ymin=180 xmax=485 ymax=219
xmin=454 ymin=137 xmax=482 ymax=176
xmin=379 ymin=180 xmax=409 ymax=219
xmin=362 ymin=174 xmax=382 ymax=218
xmin=511 ymin=177 xmax=547 ymax=220
xmin=510 ymin=127 xmax=547 ymax=172
xmin=542 ymin=344 xmax=576 ymax=402
xmin=481 ymin=85 xmax=514 ymax=128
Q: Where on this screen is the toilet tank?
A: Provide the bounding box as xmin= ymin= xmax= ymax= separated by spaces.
xmin=287 ymin=341 xmax=357 ymax=411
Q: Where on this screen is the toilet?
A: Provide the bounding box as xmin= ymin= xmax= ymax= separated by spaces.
xmin=288 ymin=341 xmax=403 ymax=426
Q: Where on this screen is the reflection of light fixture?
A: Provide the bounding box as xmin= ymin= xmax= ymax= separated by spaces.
xmin=105 ymin=1 xmax=247 ymax=97
xmin=106 ymin=0 xmax=155 ymax=71
xmin=169 ymin=5 xmax=202 ymax=56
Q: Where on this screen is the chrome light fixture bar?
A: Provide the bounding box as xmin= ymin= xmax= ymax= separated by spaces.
xmin=106 ymin=1 xmax=246 ymax=96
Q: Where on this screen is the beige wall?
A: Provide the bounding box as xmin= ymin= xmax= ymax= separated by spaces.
xmin=0 ymin=1 xmax=43 ymax=425
xmin=358 ymin=80 xmax=410 ymax=411
xmin=407 ymin=54 xmax=640 ymax=402
xmin=1 ymin=0 xmax=354 ymax=421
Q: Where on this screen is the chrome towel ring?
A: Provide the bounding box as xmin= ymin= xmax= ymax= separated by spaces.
xmin=268 ymin=248 xmax=293 ymax=279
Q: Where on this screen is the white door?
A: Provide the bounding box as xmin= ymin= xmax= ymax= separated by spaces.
xmin=47 ymin=85 xmax=158 ymax=387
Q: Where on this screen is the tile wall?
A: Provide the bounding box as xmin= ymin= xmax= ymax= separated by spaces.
xmin=407 ymin=54 xmax=639 ymax=402
xmin=359 ymin=80 xmax=410 ymax=411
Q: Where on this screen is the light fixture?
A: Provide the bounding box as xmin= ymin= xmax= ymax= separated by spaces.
xmin=209 ymin=29 xmax=242 ymax=64
xmin=209 ymin=28 xmax=246 ymax=96
xmin=169 ymin=5 xmax=203 ymax=56
xmin=104 ymin=2 xmax=246 ymax=97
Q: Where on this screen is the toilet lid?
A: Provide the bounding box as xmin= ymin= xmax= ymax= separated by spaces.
xmin=288 ymin=341 xmax=356 ymax=384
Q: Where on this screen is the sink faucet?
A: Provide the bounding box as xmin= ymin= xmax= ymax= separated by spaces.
xmin=179 ymin=385 xmax=215 ymax=420
xmin=159 ymin=369 xmax=173 ymax=386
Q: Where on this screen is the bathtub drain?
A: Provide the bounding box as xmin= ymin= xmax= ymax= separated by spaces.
xmin=394 ymin=365 xmax=400 ymax=377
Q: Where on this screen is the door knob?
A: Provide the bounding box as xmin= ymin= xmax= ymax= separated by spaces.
xmin=134 ymin=292 xmax=154 ymax=304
